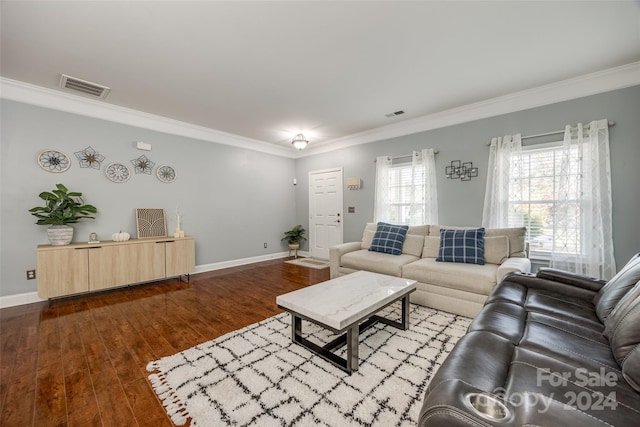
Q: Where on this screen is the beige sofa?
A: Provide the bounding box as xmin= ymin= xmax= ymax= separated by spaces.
xmin=329 ymin=223 xmax=531 ymax=317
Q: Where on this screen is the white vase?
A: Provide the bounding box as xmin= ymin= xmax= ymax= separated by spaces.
xmin=47 ymin=225 xmax=74 ymax=245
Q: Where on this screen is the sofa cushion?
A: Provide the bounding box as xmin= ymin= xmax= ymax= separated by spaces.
xmin=595 ymin=253 xmax=640 ymax=321
xmin=430 ymin=225 xmax=527 ymax=258
xmin=407 ymin=224 xmax=430 ymax=236
xmin=604 ymin=280 xmax=640 ymax=341
xmin=341 ymin=249 xmax=418 ymax=277
xmin=484 ymin=236 xmax=509 ymax=265
xmin=360 ymin=223 xmax=377 ymax=249
xmin=369 ymin=222 xmax=409 ymax=255
xmin=602 ymin=284 xmax=640 ymax=391
xmin=623 ymin=345 xmax=640 ymax=393
xmin=402 ymin=258 xmax=498 ymax=295
xmin=485 ymin=227 xmax=527 ymax=258
xmin=402 ymin=225 xmax=429 ymax=256
xmin=402 ymin=234 xmax=425 ymax=257
xmin=436 ymin=228 xmax=485 ymax=265
xmin=422 ymin=234 xmax=507 ymax=264
xmin=361 ymin=230 xmax=374 ymax=249
xmin=363 ymin=223 xmax=429 ymax=254
xmin=421 ymin=236 xmax=440 ymax=258
xmin=422 ymin=234 xmax=509 ymax=264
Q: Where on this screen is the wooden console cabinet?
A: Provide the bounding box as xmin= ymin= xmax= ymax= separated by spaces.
xmin=36 ymin=236 xmax=195 ymax=299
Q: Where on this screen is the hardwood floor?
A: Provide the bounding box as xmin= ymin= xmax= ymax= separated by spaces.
xmin=0 ymin=258 xmax=329 ymax=426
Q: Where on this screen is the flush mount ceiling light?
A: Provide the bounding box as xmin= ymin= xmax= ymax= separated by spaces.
xmin=291 ymin=133 xmax=309 ymax=150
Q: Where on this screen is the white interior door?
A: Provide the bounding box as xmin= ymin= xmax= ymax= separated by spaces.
xmin=309 ymin=168 xmax=343 ymax=260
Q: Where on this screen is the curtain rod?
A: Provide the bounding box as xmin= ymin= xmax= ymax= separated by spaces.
xmin=485 ymin=120 xmax=615 ymax=146
xmin=373 ymin=149 xmax=439 ymax=162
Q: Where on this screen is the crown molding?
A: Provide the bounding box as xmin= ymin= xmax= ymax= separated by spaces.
xmin=300 ymin=61 xmax=640 ymax=157
xmin=3 ymin=61 xmax=639 ymax=159
xmin=0 ymin=78 xmax=297 ymax=159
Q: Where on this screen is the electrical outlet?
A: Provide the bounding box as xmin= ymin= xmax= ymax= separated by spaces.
xmin=264 ymin=242 xmax=268 ymax=248
xmin=26 ymin=269 xmax=36 ymax=280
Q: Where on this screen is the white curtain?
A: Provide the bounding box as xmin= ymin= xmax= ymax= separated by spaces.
xmin=481 ymin=134 xmax=523 ymax=228
xmin=550 ymin=119 xmax=616 ymax=279
xmin=411 ymin=148 xmax=439 ymax=225
xmin=373 ymin=155 xmax=392 ymax=223
xmin=373 ymin=149 xmax=438 ymax=225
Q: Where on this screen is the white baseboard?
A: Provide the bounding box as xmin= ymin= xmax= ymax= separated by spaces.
xmin=0 ymin=291 xmax=46 ymax=309
xmin=194 ymin=251 xmax=309 ymax=273
xmin=0 ymin=252 xmax=311 ymax=309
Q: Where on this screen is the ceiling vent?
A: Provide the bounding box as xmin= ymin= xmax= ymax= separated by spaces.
xmin=385 ymin=110 xmax=405 ymax=118
xmin=59 ymin=74 xmax=111 ymax=99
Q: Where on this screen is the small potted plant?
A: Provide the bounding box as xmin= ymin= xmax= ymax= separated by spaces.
xmin=281 ymin=224 xmax=306 ymax=256
xmin=29 ymin=183 xmax=98 ymax=245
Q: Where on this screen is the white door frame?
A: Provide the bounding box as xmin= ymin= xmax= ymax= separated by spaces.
xmin=308 ymin=167 xmax=344 ymax=260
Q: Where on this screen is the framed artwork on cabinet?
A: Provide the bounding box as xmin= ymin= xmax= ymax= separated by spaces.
xmin=135 ymin=208 xmax=167 ymax=238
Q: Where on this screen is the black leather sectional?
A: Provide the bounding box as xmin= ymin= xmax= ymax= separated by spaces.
xmin=419 ymin=253 xmax=640 ymax=427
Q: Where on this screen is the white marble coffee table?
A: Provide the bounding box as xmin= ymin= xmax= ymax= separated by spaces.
xmin=276 ymin=271 xmax=417 ymax=373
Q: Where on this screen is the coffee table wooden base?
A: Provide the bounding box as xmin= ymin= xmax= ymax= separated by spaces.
xmin=287 ymin=293 xmax=411 ymax=374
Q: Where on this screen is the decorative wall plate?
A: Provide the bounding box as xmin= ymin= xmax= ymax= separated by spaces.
xmin=156 ymin=165 xmax=176 ymax=183
xmin=105 ymin=162 xmax=131 ymax=183
xmin=37 ymin=149 xmax=71 ymax=173
xmin=74 ymin=146 xmax=105 ymax=169
xmin=131 ymin=154 xmax=155 ymax=175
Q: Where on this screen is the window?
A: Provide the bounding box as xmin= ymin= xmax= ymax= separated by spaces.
xmin=508 ymin=142 xmax=581 ymax=258
xmin=484 ymin=121 xmax=614 ymax=278
xmin=386 ymin=162 xmax=425 ymax=225
xmin=373 ymin=149 xmax=438 ymax=226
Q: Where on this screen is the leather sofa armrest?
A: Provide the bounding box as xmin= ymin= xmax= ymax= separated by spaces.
xmin=497 ymin=257 xmax=531 ymax=283
xmin=329 ymin=242 xmax=362 ymax=278
xmin=536 ymin=267 xmax=606 ymax=292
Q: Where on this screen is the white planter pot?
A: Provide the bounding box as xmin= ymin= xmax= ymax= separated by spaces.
xmin=47 ymin=225 xmax=74 ymax=245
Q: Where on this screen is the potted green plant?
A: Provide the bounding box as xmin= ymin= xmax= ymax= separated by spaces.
xmin=281 ymin=224 xmax=306 ymax=254
xmin=29 ymin=183 xmax=98 ymax=245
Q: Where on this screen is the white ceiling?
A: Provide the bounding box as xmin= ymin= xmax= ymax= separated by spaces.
xmin=2 ymin=1 xmax=640 ymax=154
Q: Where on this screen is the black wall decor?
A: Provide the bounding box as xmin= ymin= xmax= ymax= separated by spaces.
xmin=445 ymin=160 xmax=478 ymax=181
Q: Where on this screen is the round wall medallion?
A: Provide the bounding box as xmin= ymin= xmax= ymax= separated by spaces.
xmin=156 ymin=165 xmax=176 ymax=183
xmin=105 ymin=162 xmax=131 ymax=183
xmin=37 ymin=149 xmax=71 ymax=173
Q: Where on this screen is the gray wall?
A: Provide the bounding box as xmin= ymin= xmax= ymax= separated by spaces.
xmin=2 ymin=85 xmax=639 ymax=299
xmin=295 ymin=85 xmax=640 ymax=270
xmin=1 ymin=100 xmax=296 ymax=297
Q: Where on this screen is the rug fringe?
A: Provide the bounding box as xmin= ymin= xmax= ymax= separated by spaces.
xmin=147 ymin=367 xmax=190 ymax=426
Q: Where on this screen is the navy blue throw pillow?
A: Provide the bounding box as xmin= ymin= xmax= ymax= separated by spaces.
xmin=369 ymin=222 xmax=409 ymax=256
xmin=436 ymin=228 xmax=486 ymax=265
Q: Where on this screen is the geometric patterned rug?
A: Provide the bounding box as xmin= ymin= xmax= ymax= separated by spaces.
xmin=147 ymin=304 xmax=471 ymax=426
